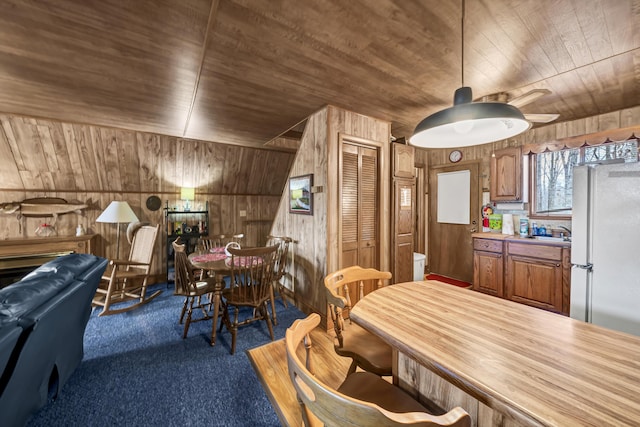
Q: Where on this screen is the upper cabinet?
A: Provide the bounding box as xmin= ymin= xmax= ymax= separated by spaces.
xmin=490 ymin=147 xmax=522 ymax=202
xmin=393 ymin=143 xmax=415 ymax=178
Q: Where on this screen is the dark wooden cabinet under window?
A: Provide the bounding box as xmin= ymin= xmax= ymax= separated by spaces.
xmin=490 ymin=147 xmax=522 ymax=201
xmin=164 ymin=202 xmax=208 ymax=282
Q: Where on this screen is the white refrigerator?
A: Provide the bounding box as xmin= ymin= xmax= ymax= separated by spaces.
xmin=570 ymin=161 xmax=640 ymax=336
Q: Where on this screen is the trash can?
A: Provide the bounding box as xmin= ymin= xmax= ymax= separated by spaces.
xmin=413 ymin=253 xmax=426 ymax=281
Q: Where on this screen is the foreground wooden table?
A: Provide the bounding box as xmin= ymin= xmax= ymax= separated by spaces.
xmin=350 ymin=280 xmax=640 ymax=426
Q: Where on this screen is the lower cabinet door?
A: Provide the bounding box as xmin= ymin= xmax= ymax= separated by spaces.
xmin=473 ymin=250 xmax=504 ymax=297
xmin=505 ymin=255 xmax=563 ymax=313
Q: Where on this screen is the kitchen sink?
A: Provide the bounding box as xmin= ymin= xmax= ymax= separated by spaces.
xmin=532 ymin=236 xmax=570 ymax=242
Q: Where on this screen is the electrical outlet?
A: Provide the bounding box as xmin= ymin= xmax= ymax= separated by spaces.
xmin=239 ymin=210 xmax=247 ymax=217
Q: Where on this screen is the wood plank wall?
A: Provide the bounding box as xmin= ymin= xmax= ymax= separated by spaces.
xmin=0 ymin=114 xmax=295 ymax=280
xmin=270 ymin=105 xmax=390 ymax=325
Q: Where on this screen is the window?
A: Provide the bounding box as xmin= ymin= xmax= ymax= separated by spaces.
xmin=531 ymin=140 xmax=638 ymax=217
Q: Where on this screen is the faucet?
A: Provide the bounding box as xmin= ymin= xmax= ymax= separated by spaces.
xmin=558 ymin=226 xmax=572 ymax=241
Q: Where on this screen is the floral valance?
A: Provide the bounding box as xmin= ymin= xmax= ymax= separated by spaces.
xmin=522 ymin=126 xmax=640 ymax=154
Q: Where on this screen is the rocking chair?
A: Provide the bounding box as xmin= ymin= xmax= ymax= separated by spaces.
xmin=93 ymin=224 xmax=162 ymax=316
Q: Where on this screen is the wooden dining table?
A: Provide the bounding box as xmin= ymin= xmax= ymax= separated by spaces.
xmin=188 ymin=249 xmax=232 ymax=345
xmin=350 ymin=280 xmax=640 ymax=427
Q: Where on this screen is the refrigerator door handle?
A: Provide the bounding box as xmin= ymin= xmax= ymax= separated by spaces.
xmin=572 ymin=262 xmax=593 ymax=271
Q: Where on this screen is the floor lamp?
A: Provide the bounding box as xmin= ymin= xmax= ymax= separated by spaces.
xmin=96 ymin=201 xmax=139 ymax=259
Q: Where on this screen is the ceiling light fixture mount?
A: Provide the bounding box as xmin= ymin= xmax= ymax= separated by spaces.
xmin=410 ymin=0 xmax=530 ymax=149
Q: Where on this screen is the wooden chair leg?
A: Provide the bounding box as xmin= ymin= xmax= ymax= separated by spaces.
xmin=229 ymin=306 xmax=239 ymax=354
xmin=347 ymin=359 xmax=358 ymax=376
xmin=269 ymin=284 xmax=278 ymax=326
xmin=179 ymin=298 xmax=188 ymax=324
xmin=261 ymin=303 xmax=274 ymax=341
xmin=279 ymin=283 xmax=288 ymax=308
xmin=183 ymin=297 xmax=195 ymax=339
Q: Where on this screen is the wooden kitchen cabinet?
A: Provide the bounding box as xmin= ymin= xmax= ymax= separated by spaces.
xmin=490 ymin=147 xmax=522 ymax=201
xmin=473 ymin=238 xmax=504 ymax=297
xmin=505 ymin=241 xmax=570 ymax=315
xmin=472 ymin=235 xmax=571 ymax=315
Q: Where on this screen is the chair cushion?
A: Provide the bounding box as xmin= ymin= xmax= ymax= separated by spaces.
xmin=338 ymin=371 xmax=444 ymax=415
xmin=337 ymin=322 xmax=393 ymax=375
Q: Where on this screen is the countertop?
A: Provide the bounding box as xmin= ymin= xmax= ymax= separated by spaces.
xmin=351 ymin=280 xmax=640 ymax=426
xmin=472 ymin=232 xmax=571 ymax=247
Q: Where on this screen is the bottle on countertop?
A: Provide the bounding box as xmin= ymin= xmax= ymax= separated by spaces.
xmin=519 ymin=218 xmax=529 ymax=237
xmin=538 ymin=224 xmax=546 ymax=237
xmin=531 ymin=222 xmax=538 ymax=236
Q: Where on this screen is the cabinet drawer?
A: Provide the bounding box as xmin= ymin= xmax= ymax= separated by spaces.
xmin=473 ymin=238 xmax=503 ymax=253
xmin=507 ymin=242 xmax=562 ymax=261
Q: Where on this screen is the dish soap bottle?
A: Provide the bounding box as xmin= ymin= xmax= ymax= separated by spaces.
xmin=538 ymin=224 xmax=546 ymax=237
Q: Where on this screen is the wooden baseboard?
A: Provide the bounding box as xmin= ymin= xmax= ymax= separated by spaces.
xmin=247 ymin=326 xmax=351 ymax=426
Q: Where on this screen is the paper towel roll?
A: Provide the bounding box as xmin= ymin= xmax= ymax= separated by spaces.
xmin=502 ymin=213 xmax=514 ymax=235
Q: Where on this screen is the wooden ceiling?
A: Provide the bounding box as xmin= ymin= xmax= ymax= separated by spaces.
xmin=0 ymin=0 xmax=638 ymax=149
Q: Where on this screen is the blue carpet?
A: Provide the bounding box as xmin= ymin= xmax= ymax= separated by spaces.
xmin=27 ymin=284 xmax=306 ymax=426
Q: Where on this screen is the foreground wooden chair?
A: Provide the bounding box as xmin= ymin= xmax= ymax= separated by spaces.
xmin=285 ymin=313 xmax=471 ymax=427
xmin=93 ymin=224 xmax=162 ymax=316
xmin=221 ymin=245 xmax=278 ymax=354
xmin=266 ymin=235 xmax=293 ymax=325
xmin=172 ymin=238 xmax=219 ymax=343
xmin=325 ymin=266 xmax=393 ymax=378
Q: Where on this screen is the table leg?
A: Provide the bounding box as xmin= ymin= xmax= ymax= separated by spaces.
xmin=210 ymin=274 xmax=224 ymax=346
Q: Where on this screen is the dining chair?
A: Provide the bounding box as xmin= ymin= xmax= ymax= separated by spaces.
xmin=93 ymin=224 xmax=162 ymax=316
xmin=285 ymin=313 xmax=471 ymax=427
xmin=199 ymin=234 xmax=226 ymax=251
xmin=172 ymin=238 xmax=219 ymax=344
xmin=266 ymin=235 xmax=293 ymax=325
xmin=221 ymin=245 xmax=278 ymax=354
xmin=324 ymin=266 xmax=393 ymax=378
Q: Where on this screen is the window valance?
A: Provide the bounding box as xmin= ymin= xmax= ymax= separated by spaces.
xmin=522 ymin=126 xmax=640 ymax=154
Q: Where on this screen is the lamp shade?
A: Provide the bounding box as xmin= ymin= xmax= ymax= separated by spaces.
xmin=410 ymin=87 xmax=531 ymax=148
xmin=180 ymin=187 xmax=195 ymax=201
xmin=96 ymin=201 xmax=139 ymax=224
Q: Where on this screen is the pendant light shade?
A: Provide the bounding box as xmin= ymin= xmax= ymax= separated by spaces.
xmin=410 ymin=87 xmax=531 ymax=148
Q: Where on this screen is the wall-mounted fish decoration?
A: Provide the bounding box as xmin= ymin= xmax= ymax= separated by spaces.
xmin=0 ymin=197 xmax=88 ymax=219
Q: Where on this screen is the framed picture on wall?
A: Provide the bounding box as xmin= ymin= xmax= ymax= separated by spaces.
xmin=289 ymin=174 xmax=313 ymax=215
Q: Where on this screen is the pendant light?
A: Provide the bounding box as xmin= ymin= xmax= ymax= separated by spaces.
xmin=410 ymin=0 xmax=530 ymax=149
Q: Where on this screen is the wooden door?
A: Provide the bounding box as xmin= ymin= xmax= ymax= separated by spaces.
xmin=414 ymin=165 xmax=425 ymax=255
xmin=393 ymin=178 xmax=415 ymax=283
xmin=391 ymin=143 xmax=415 ymax=283
xmin=341 ymin=142 xmax=379 ymax=269
xmin=428 ymin=162 xmax=479 ymax=283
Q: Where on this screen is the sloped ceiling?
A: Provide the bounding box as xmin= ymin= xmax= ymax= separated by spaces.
xmin=0 ymin=0 xmax=638 ymax=149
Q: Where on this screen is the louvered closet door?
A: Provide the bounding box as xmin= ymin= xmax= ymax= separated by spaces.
xmin=341 ymin=142 xmax=379 ymax=269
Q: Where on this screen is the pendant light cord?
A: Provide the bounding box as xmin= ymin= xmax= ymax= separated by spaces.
xmin=461 ymin=0 xmax=465 ymax=87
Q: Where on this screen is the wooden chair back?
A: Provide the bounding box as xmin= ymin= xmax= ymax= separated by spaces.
xmin=199 ymin=235 xmax=226 ymax=251
xmin=172 ymin=238 xmax=196 ymax=296
xmin=127 ymin=224 xmax=160 ymax=274
xmin=266 ymin=235 xmax=293 ymax=282
xmin=226 ymin=245 xmax=278 ymax=306
xmin=285 ymin=313 xmax=471 ymax=427
xmin=324 ymin=266 xmax=391 ymax=345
